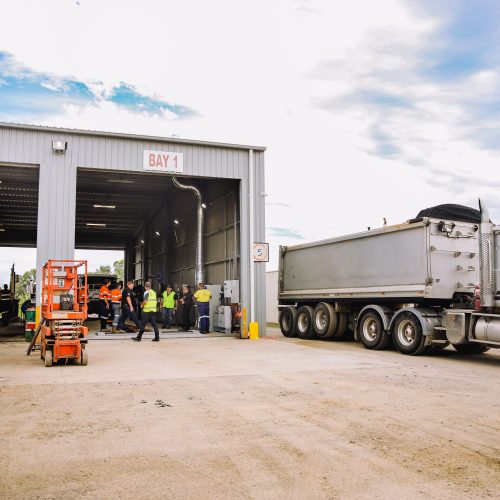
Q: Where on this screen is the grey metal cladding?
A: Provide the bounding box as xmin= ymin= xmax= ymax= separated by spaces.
xmin=0 ymin=123 xmax=266 ymax=333
xmin=253 ymin=151 xmax=267 ymax=328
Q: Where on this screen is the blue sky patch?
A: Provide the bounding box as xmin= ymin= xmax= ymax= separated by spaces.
xmin=0 ymin=51 xmax=196 ymax=119
xmin=269 ymin=227 xmax=305 ymax=240
xmin=416 ymin=0 xmax=500 ymax=81
xmin=109 ymin=83 xmax=195 ymax=118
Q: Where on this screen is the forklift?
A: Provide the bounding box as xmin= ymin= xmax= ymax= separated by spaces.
xmin=27 ymin=260 xmax=89 ymax=367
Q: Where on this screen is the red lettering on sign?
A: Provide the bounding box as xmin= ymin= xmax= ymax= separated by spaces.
xmin=162 ymin=154 xmax=169 ymax=167
xmin=173 ymin=155 xmax=177 ymax=169
xmin=149 ymin=154 xmax=155 ymax=167
xmin=156 ymin=155 xmax=163 ymax=167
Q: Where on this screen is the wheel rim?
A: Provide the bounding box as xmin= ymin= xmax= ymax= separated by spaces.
xmin=315 ymin=309 xmax=327 ymax=331
xmin=397 ymin=320 xmax=416 ymax=346
xmin=362 ymin=317 xmax=378 ymax=341
xmin=298 ymin=313 xmax=309 ymax=332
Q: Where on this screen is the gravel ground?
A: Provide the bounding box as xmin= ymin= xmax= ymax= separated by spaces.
xmin=0 ymin=328 xmax=499 ymax=499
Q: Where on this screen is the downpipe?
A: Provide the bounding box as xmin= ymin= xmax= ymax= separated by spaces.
xmin=171 ymin=177 xmax=204 ymax=284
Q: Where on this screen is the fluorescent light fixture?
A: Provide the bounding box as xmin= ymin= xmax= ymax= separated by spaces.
xmin=155 ymin=231 xmax=160 ymax=236
xmin=174 ymin=219 xmax=179 ymax=225
xmin=52 ymin=140 xmax=68 ymax=153
xmin=108 ymin=179 xmax=135 ymax=184
xmin=93 ymin=204 xmax=116 ymax=209
xmin=0 ymin=228 xmax=5 ymax=232
xmin=86 ymin=223 xmax=106 ymax=227
xmin=140 ymin=239 xmax=145 ymax=244
xmin=201 ymin=203 xmax=207 ymax=209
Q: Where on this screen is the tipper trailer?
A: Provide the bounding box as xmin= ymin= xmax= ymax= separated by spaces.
xmin=278 ymin=203 xmax=500 ymax=355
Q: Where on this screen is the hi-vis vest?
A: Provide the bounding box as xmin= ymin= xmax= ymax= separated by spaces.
xmin=99 ymin=285 xmax=110 ymax=300
xmin=163 ymin=291 xmax=176 ymax=308
xmin=194 ymin=288 xmax=211 ymax=303
xmin=111 ymin=289 xmax=122 ymax=303
xmin=143 ymin=290 xmax=157 ymax=312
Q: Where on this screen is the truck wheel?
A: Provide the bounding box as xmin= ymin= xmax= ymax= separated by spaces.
xmin=333 ymin=313 xmax=348 ymax=339
xmin=392 ymin=312 xmax=429 ymax=356
xmin=452 ymin=343 xmax=490 ymax=354
xmin=313 ymin=303 xmax=337 ymax=338
xmin=358 ymin=312 xmax=390 ymax=349
xmin=279 ymin=307 xmax=297 ymax=337
xmin=44 ymin=350 xmax=53 ymax=367
xmin=296 ymin=306 xmax=315 ymax=339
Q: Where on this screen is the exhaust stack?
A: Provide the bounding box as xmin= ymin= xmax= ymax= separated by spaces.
xmin=171 ymin=178 xmax=204 ymax=285
xmin=478 ymin=199 xmax=495 ymax=308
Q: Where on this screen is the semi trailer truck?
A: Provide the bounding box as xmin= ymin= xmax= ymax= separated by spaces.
xmin=278 ymin=202 xmax=500 ymax=355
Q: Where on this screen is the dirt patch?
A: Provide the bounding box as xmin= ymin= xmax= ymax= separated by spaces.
xmin=0 ymin=331 xmax=499 ymax=499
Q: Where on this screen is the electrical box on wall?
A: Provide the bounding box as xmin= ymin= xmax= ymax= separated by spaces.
xmin=224 ymin=280 xmax=240 ymax=303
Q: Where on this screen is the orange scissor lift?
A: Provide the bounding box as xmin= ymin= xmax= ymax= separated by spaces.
xmin=36 ymin=260 xmax=89 ymax=367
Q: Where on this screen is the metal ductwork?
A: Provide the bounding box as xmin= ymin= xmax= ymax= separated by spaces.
xmin=171 ymin=177 xmax=204 ymax=284
xmin=478 ymin=199 xmax=495 ymax=308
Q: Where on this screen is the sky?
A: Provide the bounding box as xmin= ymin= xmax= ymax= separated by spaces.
xmin=1 ymin=0 xmax=500 ymax=281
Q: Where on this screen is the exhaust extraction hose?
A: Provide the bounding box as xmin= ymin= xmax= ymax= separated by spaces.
xmin=171 ymin=177 xmax=204 ymax=285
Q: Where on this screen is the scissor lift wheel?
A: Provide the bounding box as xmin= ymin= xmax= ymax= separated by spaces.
xmin=44 ymin=350 xmax=53 ymax=367
xmin=81 ymin=349 xmax=88 ymax=366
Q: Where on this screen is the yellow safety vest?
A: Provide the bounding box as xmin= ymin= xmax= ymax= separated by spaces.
xmin=143 ymin=290 xmax=157 ymax=312
xmin=163 ymin=291 xmax=176 ymax=308
xmin=194 ymin=289 xmax=211 ymax=302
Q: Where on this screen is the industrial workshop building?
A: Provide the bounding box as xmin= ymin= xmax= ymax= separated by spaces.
xmin=0 ymin=123 xmax=267 ymax=330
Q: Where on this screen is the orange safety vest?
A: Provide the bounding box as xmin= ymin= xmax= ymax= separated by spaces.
xmin=111 ymin=288 xmax=122 ymax=303
xmin=78 ymin=288 xmax=88 ymax=303
xmin=99 ymin=285 xmax=110 ymax=300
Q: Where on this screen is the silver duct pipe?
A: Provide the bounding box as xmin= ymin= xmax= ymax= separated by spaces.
xmin=171 ymin=177 xmax=204 ymax=285
xmin=479 ymin=199 xmax=495 ymax=308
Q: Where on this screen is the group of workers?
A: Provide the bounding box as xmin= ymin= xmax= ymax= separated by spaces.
xmin=98 ymin=280 xmax=212 ymax=341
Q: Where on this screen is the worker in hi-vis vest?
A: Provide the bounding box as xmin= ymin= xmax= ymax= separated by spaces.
xmin=98 ymin=279 xmax=112 ymax=332
xmin=161 ymin=284 xmax=177 ymax=330
xmin=132 ymin=281 xmax=160 ymax=342
xmin=194 ymin=283 xmax=212 ymax=334
xmin=110 ymin=281 xmax=123 ymax=333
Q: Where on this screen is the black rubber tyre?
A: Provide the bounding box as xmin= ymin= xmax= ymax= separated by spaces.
xmin=295 ymin=305 xmax=315 ymax=339
xmin=452 ymin=343 xmax=490 ymax=354
xmin=358 ymin=311 xmax=391 ymax=350
xmin=332 ymin=313 xmax=348 ymax=339
xmin=44 ymin=349 xmax=53 ymax=367
xmin=313 ymin=302 xmax=337 ymax=339
xmin=81 ymin=349 xmax=89 ymax=366
xmin=392 ymin=312 xmax=429 ymax=356
xmin=279 ymin=307 xmax=297 ymax=337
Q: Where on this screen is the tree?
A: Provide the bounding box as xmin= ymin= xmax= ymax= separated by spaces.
xmin=15 ymin=268 xmax=36 ymax=305
xmin=113 ymin=259 xmax=124 ymax=282
xmin=94 ymin=265 xmax=111 ymax=274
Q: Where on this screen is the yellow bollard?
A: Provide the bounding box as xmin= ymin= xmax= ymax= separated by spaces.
xmin=241 ymin=308 xmax=248 ymax=339
xmin=249 ymin=322 xmax=259 ymax=340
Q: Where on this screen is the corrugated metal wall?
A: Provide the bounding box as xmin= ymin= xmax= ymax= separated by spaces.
xmin=0 ymin=124 xmax=266 ymax=331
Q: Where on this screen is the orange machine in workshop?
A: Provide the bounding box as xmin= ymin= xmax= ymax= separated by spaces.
xmin=39 ymin=260 xmax=89 ymax=367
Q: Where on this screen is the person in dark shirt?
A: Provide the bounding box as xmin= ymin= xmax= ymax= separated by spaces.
xmin=1 ymin=284 xmax=12 ymax=327
xmin=133 ymin=283 xmax=144 ymax=319
xmin=179 ymin=285 xmax=194 ymax=332
xmin=117 ymin=280 xmax=142 ymax=332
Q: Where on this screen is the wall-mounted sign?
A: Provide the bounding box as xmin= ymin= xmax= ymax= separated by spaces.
xmin=253 ymin=242 xmax=269 ymax=262
xmin=143 ymin=150 xmax=184 ymax=173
